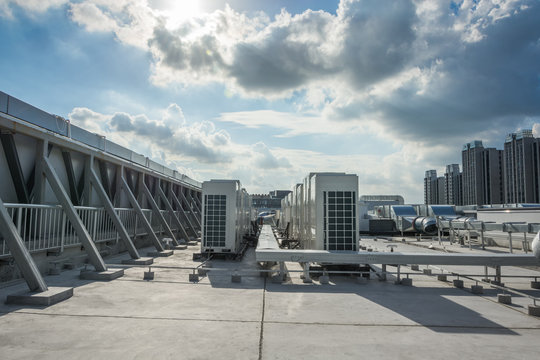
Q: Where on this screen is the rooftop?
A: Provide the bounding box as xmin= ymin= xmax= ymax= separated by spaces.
xmin=1 ymin=234 xmax=539 ymax=359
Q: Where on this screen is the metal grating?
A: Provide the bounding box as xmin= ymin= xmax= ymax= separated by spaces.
xmin=324 ymin=191 xmax=356 ymax=251
xmin=203 ymin=195 xmax=226 ymax=247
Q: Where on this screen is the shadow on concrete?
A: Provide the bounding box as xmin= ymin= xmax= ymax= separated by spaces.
xmin=264 ymin=278 xmax=518 ymax=335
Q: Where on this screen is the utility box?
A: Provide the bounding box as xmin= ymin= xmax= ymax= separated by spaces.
xmin=301 ymin=173 xmax=359 ymax=251
xmin=201 ymin=180 xmax=252 ymax=255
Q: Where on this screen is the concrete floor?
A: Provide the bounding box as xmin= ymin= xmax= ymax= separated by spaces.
xmin=1 ymin=236 xmax=540 ymax=359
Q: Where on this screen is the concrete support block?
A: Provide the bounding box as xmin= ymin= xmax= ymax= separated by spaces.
xmin=453 ymin=279 xmax=464 ymax=288
xmin=147 ymin=250 xmax=174 ymax=257
xmin=80 ymin=269 xmax=124 ymax=281
xmin=5 ymin=287 xmax=73 ymax=306
xmin=531 ymin=281 xmax=540 ymax=289
xmin=401 ymin=278 xmax=413 ymax=286
xmin=319 ymin=275 xmax=330 ymax=284
xmin=189 ymin=273 xmax=199 ymax=282
xmin=122 ymin=257 xmax=154 ymax=265
xmin=528 ymin=305 xmax=540 ymax=317
xmin=497 ymin=294 xmax=512 ymax=304
xmin=143 ymin=271 xmax=154 ymax=280
xmin=423 ymin=269 xmax=432 ymax=275
xmin=437 ymin=274 xmax=447 ymax=282
xmin=174 ymin=245 xmax=188 ymax=250
xmin=231 ymin=274 xmax=242 ymax=283
xmin=410 ymin=264 xmax=419 ymax=271
xmin=471 ymin=285 xmax=484 ymax=294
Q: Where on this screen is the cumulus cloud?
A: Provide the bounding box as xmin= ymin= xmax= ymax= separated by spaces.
xmin=69 ymin=105 xmax=231 ymax=164
xmin=62 ymin=0 xmax=540 ymax=145
xmin=67 ymin=105 xmax=294 ymax=187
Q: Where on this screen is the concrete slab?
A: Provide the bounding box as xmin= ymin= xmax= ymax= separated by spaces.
xmin=147 ymin=250 xmax=174 ymax=257
xmin=174 ymin=245 xmax=188 ymax=250
xmin=2 ymin=233 xmax=540 ymax=359
xmin=121 ymin=257 xmax=154 ymax=265
xmin=5 ymin=287 xmax=73 ymax=306
xmin=79 ymin=269 xmax=124 ymax=281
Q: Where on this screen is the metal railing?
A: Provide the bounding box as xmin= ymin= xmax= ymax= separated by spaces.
xmin=0 ymin=203 xmax=183 ymax=258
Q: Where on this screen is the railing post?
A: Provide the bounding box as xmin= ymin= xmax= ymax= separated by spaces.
xmin=16 ymin=206 xmax=22 ymax=234
xmin=92 ymin=210 xmax=98 ymax=242
xmin=133 ymin=212 xmax=138 ymax=238
xmin=61 ymin=212 xmax=66 ymax=252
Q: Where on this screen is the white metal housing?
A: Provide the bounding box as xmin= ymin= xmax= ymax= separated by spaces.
xmin=201 ymin=180 xmax=252 ymax=254
xmin=285 ymin=173 xmax=359 ymax=251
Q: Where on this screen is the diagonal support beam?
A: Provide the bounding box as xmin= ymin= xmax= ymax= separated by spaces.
xmin=141 ymin=180 xmax=179 ymax=246
xmin=98 ymin=160 xmax=112 ymax=200
xmin=170 ymin=190 xmax=198 ymax=238
xmin=188 ymin=191 xmax=202 ymax=215
xmin=0 ymin=132 xmax=30 ymax=203
xmin=61 ymin=150 xmax=80 ymax=206
xmin=192 ymin=192 xmax=202 ymax=210
xmin=157 ymin=185 xmax=190 ymax=243
xmin=0 ymin=196 xmax=48 ymax=292
xmin=120 ymin=176 xmax=164 ymax=252
xmin=89 ymin=166 xmax=140 ymax=259
xmin=42 ymin=156 xmax=107 ymax=272
xmin=179 ymin=190 xmax=201 ymax=229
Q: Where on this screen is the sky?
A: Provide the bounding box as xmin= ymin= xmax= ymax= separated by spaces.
xmin=1 ymin=0 xmax=539 ymax=203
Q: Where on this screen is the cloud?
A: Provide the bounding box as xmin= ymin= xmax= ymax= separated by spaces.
xmin=252 ymin=142 xmax=292 ymax=169
xmin=0 ymin=0 xmax=67 ymax=18
xmin=69 ymin=105 xmax=231 ymax=164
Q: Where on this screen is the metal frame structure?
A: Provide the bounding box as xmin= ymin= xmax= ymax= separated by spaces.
xmin=0 ymin=91 xmax=202 ymax=293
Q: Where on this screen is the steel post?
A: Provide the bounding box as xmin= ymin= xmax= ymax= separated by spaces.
xmin=42 ymin=156 xmax=107 ymax=272
xmin=157 ymin=185 xmax=190 ymax=243
xmin=0 ymin=197 xmax=48 ymax=292
xmin=170 ymin=190 xmax=198 ymax=238
xmin=141 ymin=180 xmax=178 ymax=246
xmin=120 ymin=176 xmax=164 ymax=252
xmin=89 ymin=167 xmax=140 ymax=259
xmin=179 ymin=190 xmax=201 ymax=229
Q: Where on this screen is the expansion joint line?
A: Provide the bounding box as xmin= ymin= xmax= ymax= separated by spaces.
xmin=258 ymin=277 xmax=267 ymax=360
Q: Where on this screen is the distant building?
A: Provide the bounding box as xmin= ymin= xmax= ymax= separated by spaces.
xmin=503 ymin=130 xmax=538 ymax=203
xmin=252 ymin=190 xmax=291 ymax=211
xmin=424 ymin=170 xmax=438 ymax=204
xmin=437 ymin=176 xmax=445 ymax=204
xmin=444 ymin=164 xmax=462 ymax=205
xmin=462 ymin=140 xmax=503 ymax=205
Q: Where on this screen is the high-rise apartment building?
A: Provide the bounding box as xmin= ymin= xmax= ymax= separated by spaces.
xmin=436 ymin=176 xmax=445 ymax=205
xmin=462 ymin=141 xmax=503 ymax=205
xmin=444 ymin=164 xmax=462 ymax=205
xmin=424 ymin=170 xmax=438 ymax=204
xmin=503 ymin=130 xmax=538 ymax=203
